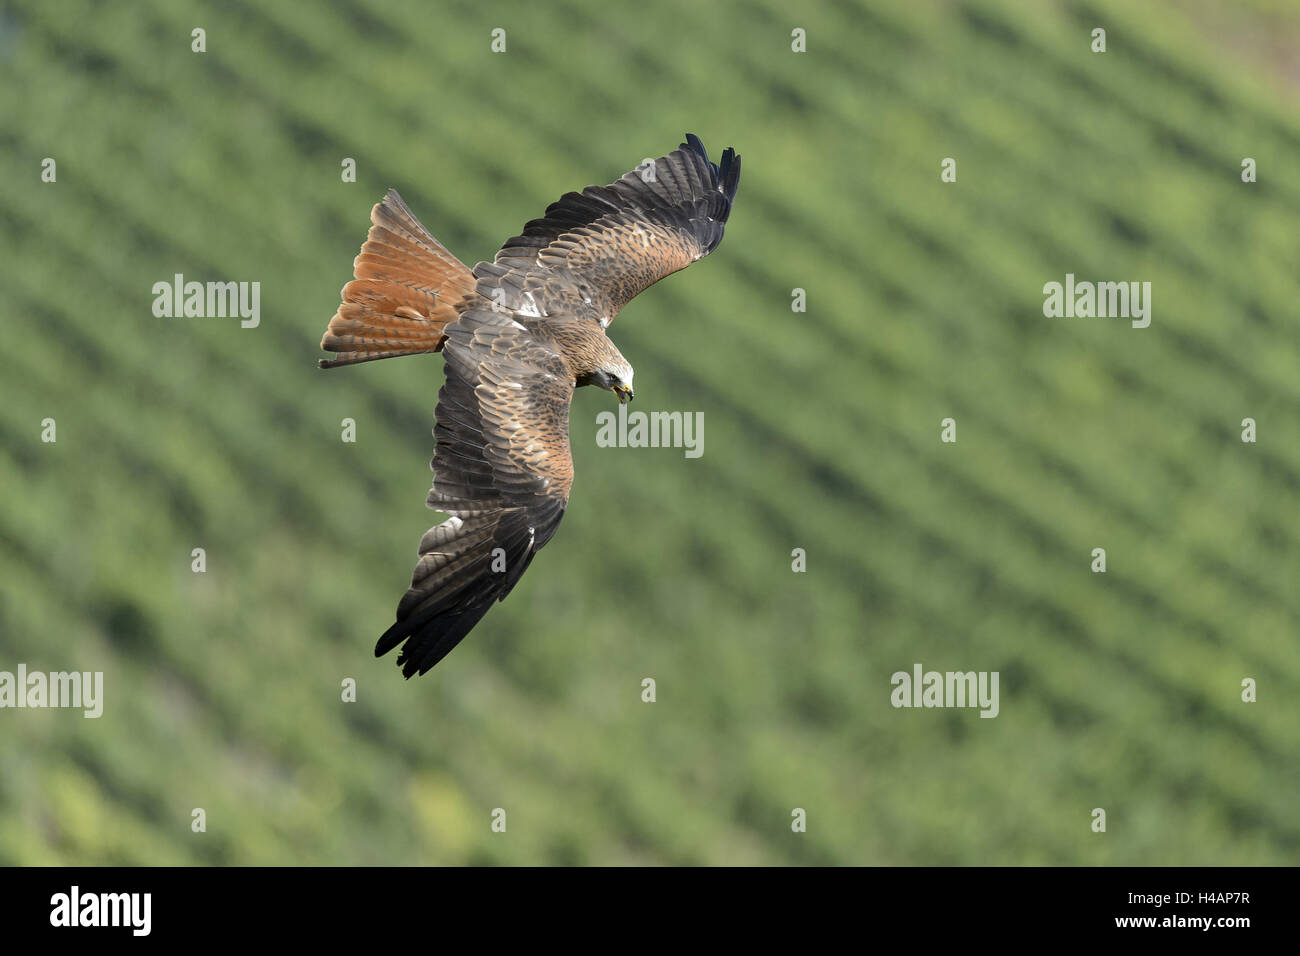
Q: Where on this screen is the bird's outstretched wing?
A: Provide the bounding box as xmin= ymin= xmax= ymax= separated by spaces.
xmin=375 ymin=308 xmax=574 ymax=677
xmin=474 ymin=134 xmax=741 ymax=327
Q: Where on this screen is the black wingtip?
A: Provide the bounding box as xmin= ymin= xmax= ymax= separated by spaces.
xmin=375 ymin=604 xmax=495 ymax=678
xmin=680 ymin=133 xmax=741 ymax=204
xmin=375 ymin=620 xmax=406 ymax=658
xmin=718 ymin=147 xmax=741 ymax=204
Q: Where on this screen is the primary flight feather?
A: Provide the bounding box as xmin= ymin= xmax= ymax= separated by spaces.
xmin=319 ymin=134 xmax=741 ymax=676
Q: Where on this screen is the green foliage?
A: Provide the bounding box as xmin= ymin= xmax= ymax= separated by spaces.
xmin=1 ymin=0 xmax=1297 ymax=864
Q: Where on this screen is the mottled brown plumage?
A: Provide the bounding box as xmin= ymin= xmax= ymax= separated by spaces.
xmin=319 ymin=134 xmax=741 ymax=676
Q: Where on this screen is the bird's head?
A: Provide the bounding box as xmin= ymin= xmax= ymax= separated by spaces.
xmin=589 ymin=362 xmax=635 ymax=404
xmin=577 ymin=336 xmax=635 ymax=404
xmin=575 ymin=335 xmax=635 ymax=403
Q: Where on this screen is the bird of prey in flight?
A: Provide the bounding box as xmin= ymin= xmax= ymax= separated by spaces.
xmin=319 ymin=135 xmax=741 ymax=677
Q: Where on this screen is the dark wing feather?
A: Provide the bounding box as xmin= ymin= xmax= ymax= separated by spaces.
xmin=474 ymin=134 xmax=741 ymax=327
xmin=375 ymin=308 xmax=574 ymax=676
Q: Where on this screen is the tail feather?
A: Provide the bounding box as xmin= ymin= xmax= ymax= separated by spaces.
xmin=319 ymin=189 xmax=477 ymax=368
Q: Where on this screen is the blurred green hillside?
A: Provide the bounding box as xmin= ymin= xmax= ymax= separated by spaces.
xmin=1 ymin=0 xmax=1298 ymax=865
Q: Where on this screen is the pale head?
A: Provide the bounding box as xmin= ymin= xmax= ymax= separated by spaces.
xmin=576 ymin=337 xmax=635 ymax=404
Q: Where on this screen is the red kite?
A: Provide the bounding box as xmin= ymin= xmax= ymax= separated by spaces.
xmin=319 ymin=135 xmax=741 ymax=676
